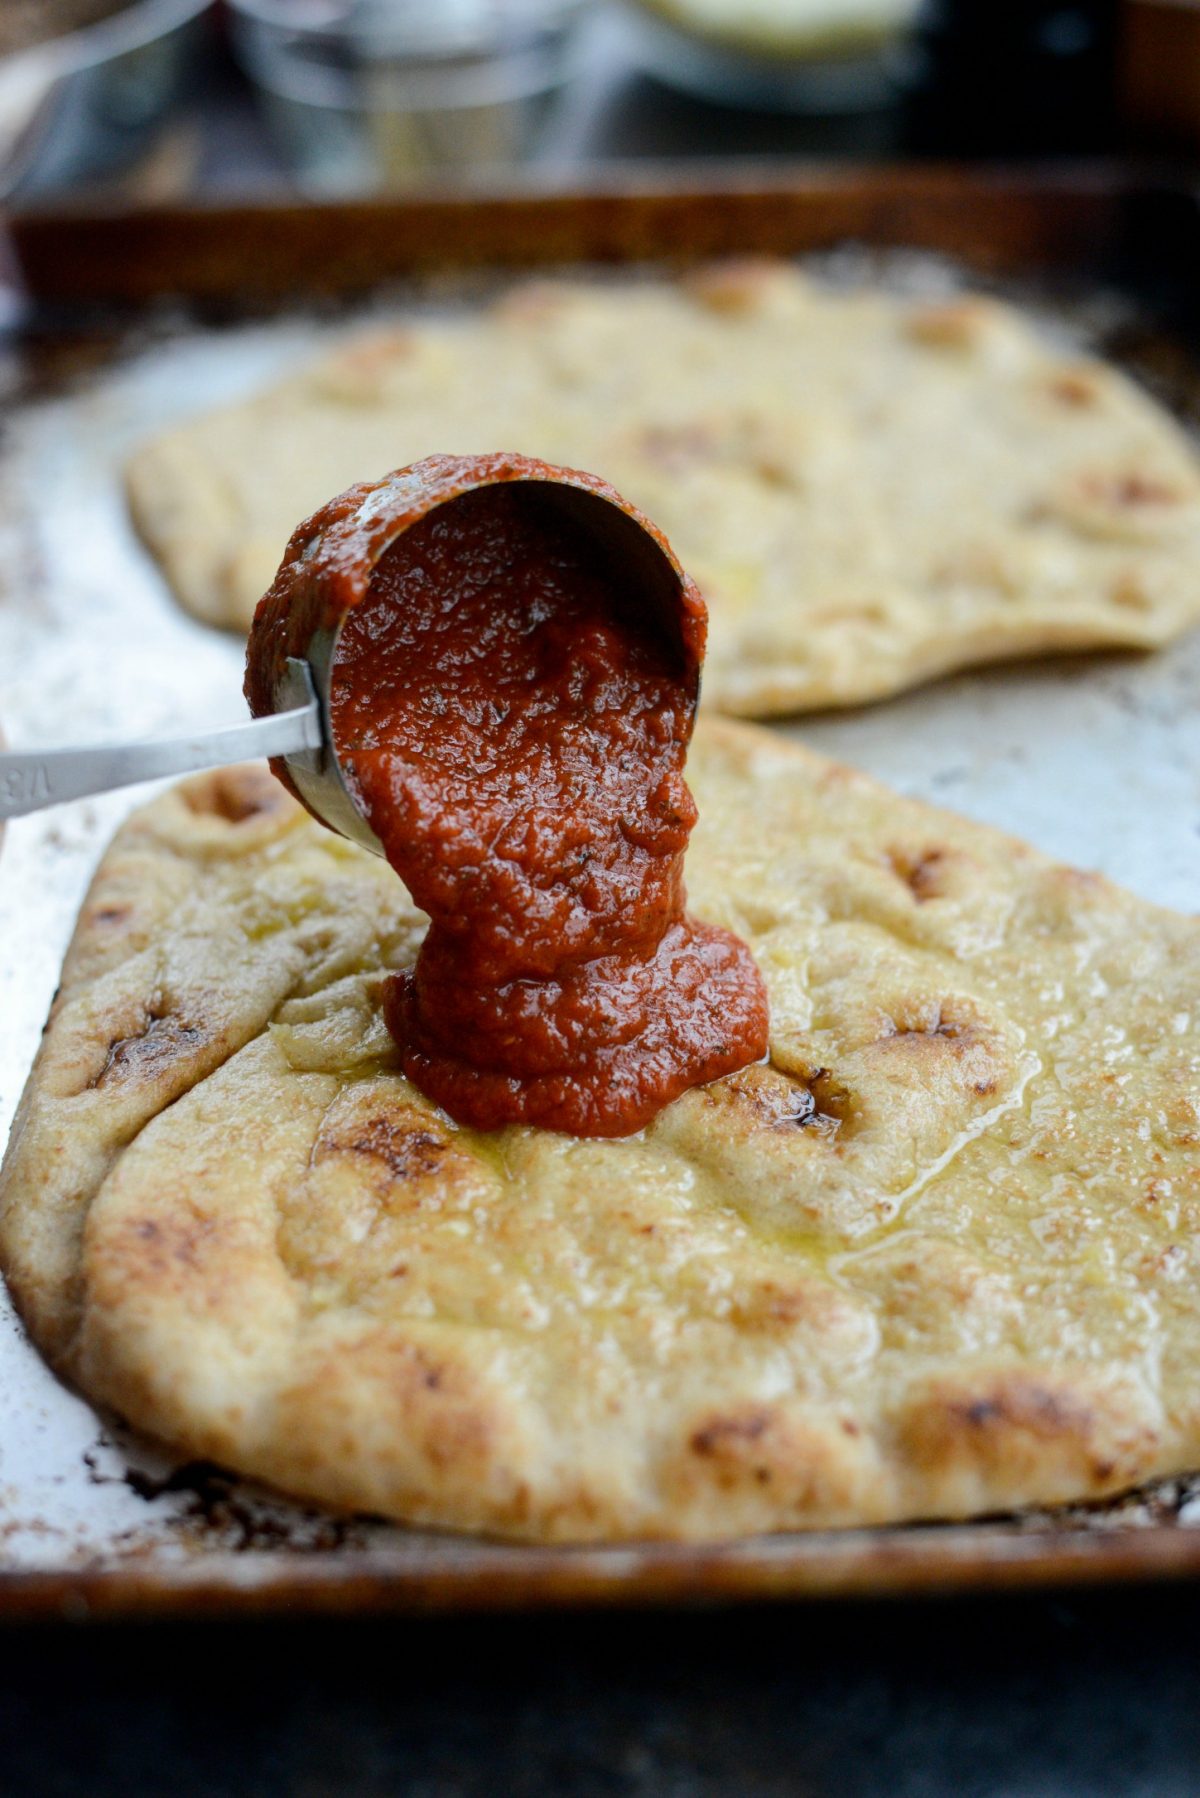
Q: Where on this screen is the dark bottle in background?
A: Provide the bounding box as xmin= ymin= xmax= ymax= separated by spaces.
xmin=901 ymin=1 xmax=1120 ymax=155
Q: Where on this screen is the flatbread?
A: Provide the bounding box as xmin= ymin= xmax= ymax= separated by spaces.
xmin=126 ymin=264 xmax=1200 ymax=716
xmin=4 ymin=721 xmax=1200 ymax=1540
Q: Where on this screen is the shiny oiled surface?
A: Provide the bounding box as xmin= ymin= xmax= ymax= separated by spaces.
xmin=4 ymin=718 xmax=1200 ymax=1541
xmin=3 ymin=273 xmax=1200 ymax=1604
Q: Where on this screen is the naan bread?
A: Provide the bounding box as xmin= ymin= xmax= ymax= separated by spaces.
xmin=126 ymin=264 xmax=1200 ymax=716
xmin=3 ymin=720 xmax=1200 ymax=1541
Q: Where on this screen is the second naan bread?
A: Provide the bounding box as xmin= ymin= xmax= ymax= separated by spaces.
xmin=3 ymin=720 xmax=1200 ymax=1541
xmin=126 ymin=263 xmax=1200 ymax=714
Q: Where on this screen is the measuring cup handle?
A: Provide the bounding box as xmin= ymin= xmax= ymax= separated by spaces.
xmin=0 ymin=702 xmax=322 ymax=821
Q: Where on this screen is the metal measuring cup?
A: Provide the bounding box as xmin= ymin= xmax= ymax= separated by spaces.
xmin=0 ymin=455 xmax=706 ymax=847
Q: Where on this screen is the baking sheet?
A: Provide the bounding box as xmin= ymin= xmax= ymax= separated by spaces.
xmin=4 ymin=255 xmax=1200 ymax=1617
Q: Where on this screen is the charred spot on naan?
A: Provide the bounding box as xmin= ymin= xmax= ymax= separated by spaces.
xmin=89 ymin=1001 xmax=212 ymax=1090
xmin=152 ymin=765 xmax=304 ymax=856
xmin=894 ymin=1371 xmax=1163 ymax=1511
xmin=1041 ymin=464 xmax=1200 ymax=544
xmin=181 ymin=765 xmax=286 ymax=826
xmin=661 ymin=1399 xmax=884 ymax=1530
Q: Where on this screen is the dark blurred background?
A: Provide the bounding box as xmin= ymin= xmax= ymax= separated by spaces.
xmin=3 ymin=1582 xmax=1200 ymax=1796
xmin=0 ymin=0 xmax=1193 ymax=209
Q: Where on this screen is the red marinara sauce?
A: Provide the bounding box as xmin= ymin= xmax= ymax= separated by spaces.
xmin=246 ymin=454 xmax=768 ymax=1137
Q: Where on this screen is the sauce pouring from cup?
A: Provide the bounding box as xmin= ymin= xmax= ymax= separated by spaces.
xmin=3 ymin=453 xmax=769 ymax=1137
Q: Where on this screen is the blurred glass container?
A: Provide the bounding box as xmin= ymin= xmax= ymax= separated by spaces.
xmin=228 ymin=0 xmax=590 ymax=192
xmin=0 ymin=0 xmax=210 ymax=200
xmin=622 ymin=0 xmax=920 ymax=110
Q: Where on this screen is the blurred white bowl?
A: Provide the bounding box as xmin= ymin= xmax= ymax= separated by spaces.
xmin=624 ymin=0 xmax=920 ymax=111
